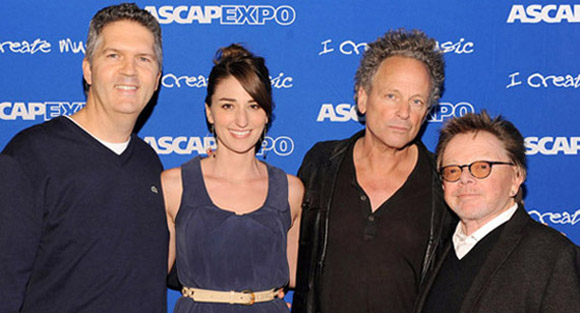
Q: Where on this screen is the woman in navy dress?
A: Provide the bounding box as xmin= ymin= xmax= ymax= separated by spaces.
xmin=161 ymin=44 xmax=303 ymax=313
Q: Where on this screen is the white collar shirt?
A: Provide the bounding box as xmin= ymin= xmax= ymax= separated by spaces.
xmin=452 ymin=203 xmax=518 ymax=260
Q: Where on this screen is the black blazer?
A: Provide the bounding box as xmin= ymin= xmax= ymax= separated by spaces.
xmin=415 ymin=205 xmax=580 ymax=313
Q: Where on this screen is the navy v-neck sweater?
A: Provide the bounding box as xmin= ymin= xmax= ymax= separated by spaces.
xmin=0 ymin=116 xmax=168 ymax=313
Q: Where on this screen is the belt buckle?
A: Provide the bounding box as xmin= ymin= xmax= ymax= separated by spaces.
xmin=241 ymin=289 xmax=255 ymax=305
xmin=182 ymin=287 xmax=195 ymax=298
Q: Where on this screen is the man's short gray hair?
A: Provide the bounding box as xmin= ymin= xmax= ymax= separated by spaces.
xmin=354 ymin=28 xmax=445 ymax=107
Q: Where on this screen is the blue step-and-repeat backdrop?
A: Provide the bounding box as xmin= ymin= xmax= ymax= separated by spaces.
xmin=1 ymin=1 xmax=579 ymax=310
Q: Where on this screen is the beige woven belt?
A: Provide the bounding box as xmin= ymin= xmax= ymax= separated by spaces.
xmin=181 ymin=287 xmax=281 ymax=305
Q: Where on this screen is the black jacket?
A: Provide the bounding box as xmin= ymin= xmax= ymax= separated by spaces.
xmin=291 ymin=130 xmax=455 ymax=313
xmin=414 ymin=205 xmax=580 ymax=313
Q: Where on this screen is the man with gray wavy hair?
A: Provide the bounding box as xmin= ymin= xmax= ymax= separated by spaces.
xmin=0 ymin=3 xmax=168 ymax=312
xmin=292 ymin=29 xmax=455 ymax=313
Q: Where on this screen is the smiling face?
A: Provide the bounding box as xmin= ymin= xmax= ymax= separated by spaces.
xmin=82 ymin=20 xmax=161 ymax=119
xmin=357 ymin=55 xmax=432 ymax=150
xmin=206 ymin=76 xmax=268 ymax=155
xmin=441 ymin=131 xmax=525 ymax=233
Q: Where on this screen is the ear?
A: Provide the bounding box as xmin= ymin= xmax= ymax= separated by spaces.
xmin=510 ymin=166 xmax=525 ymax=196
xmin=82 ymin=58 xmax=92 ymax=86
xmin=205 ymin=103 xmax=214 ymax=124
xmin=154 ymin=71 xmax=161 ymax=91
xmin=357 ymin=87 xmax=368 ymax=115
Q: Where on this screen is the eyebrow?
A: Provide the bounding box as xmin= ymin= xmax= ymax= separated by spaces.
xmin=101 ymin=48 xmax=120 ymax=54
xmin=217 ymin=98 xmax=257 ymax=103
xmin=378 ymin=87 xmax=427 ymax=98
xmin=101 ymin=47 xmax=156 ymax=58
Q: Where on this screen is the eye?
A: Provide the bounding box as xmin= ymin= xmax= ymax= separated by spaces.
xmin=411 ymin=98 xmax=425 ymax=107
xmin=385 ymin=93 xmax=396 ymax=100
xmin=473 ymin=162 xmax=490 ymax=171
xmin=138 ymin=56 xmax=152 ymax=63
xmin=249 ymin=103 xmax=261 ymax=110
xmin=221 ymin=103 xmax=233 ymax=109
xmin=446 ymin=167 xmax=459 ymax=174
xmin=106 ymin=53 xmax=119 ymax=59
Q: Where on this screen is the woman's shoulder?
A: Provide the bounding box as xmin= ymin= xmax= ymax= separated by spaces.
xmin=162 ymin=166 xmax=182 ymax=181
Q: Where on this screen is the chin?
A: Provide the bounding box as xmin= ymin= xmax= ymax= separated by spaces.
xmin=116 ymin=104 xmax=145 ymax=115
xmin=455 ymin=206 xmax=485 ymax=219
xmin=386 ymin=141 xmax=412 ymax=150
xmin=383 ymin=134 xmax=414 ymax=147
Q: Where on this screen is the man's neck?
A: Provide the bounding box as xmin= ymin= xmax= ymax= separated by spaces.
xmin=354 ymin=135 xmax=417 ymax=173
xmin=70 ymin=107 xmax=136 ymax=143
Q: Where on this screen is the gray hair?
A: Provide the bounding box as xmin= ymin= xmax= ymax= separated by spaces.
xmin=354 ymin=28 xmax=445 ymax=107
xmin=85 ymin=3 xmax=162 ymax=69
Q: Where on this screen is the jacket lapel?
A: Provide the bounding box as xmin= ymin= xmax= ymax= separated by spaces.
xmin=459 ymin=205 xmax=531 ymax=313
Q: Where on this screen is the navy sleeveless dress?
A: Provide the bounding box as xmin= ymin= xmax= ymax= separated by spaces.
xmin=173 ymin=156 xmax=291 ymax=313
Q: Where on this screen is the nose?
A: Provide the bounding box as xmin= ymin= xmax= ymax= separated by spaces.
xmin=458 ymin=166 xmax=475 ymax=184
xmin=235 ymin=107 xmax=249 ymax=127
xmin=120 ymin=58 xmax=136 ymax=76
xmin=396 ymin=100 xmax=411 ymax=119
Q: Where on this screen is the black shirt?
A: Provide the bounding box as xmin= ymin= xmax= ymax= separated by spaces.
xmin=320 ymin=142 xmax=433 ymax=313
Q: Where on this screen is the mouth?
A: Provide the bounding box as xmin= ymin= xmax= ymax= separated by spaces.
xmin=388 ymin=124 xmax=411 ymax=132
xmin=115 ymin=84 xmax=138 ymax=91
xmin=229 ymin=129 xmax=251 ymax=137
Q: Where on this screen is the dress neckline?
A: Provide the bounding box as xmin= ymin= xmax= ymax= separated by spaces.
xmin=196 ymin=156 xmax=271 ymax=216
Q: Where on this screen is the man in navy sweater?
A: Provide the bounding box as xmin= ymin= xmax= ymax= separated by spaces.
xmin=0 ymin=3 xmax=169 ymax=312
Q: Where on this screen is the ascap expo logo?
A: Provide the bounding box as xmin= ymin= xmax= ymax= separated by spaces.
xmin=507 ymin=4 xmax=580 ymax=23
xmin=316 ymin=102 xmax=475 ymax=123
xmin=145 ymin=5 xmax=296 ymax=25
xmin=525 ymin=137 xmax=580 ymax=155
xmin=0 ymin=102 xmax=84 ymax=120
xmin=144 ymin=135 xmax=294 ymax=156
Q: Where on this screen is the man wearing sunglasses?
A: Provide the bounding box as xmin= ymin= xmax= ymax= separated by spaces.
xmin=414 ymin=111 xmax=580 ymax=313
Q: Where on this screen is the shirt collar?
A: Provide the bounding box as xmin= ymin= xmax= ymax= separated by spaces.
xmin=65 ymin=115 xmax=130 ymax=155
xmin=452 ymin=203 xmax=518 ymax=259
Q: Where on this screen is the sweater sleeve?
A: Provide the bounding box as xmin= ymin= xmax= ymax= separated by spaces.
xmin=0 ymin=153 xmax=43 ymax=312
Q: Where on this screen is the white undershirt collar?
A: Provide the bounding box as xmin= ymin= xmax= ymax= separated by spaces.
xmin=452 ymin=203 xmax=518 ymax=260
xmin=64 ymin=115 xmax=130 ymax=155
